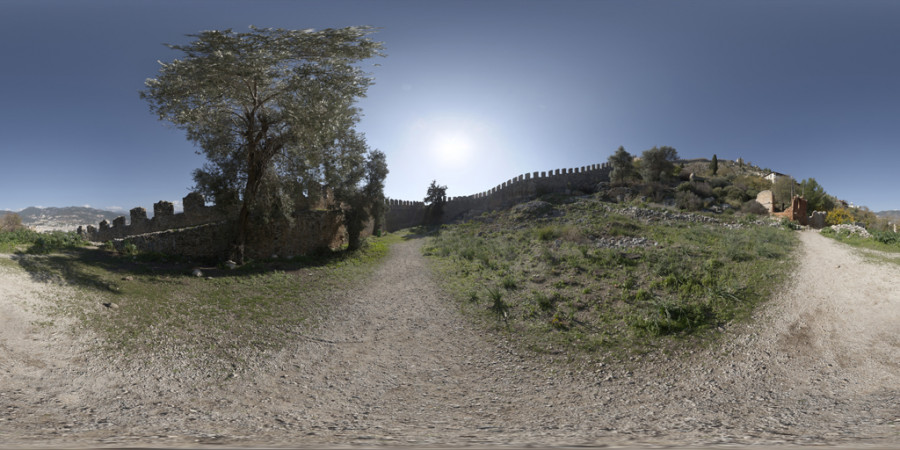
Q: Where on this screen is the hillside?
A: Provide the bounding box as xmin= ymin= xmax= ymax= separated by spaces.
xmin=0 ymin=206 xmax=120 ymax=232
xmin=876 ymin=210 xmax=900 ymax=221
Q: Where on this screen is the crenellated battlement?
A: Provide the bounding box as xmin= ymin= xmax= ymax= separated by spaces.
xmin=384 ymin=161 xmax=613 ymax=231
xmin=77 ymin=189 xmax=351 ymax=260
xmin=80 ymin=192 xmax=234 ymax=243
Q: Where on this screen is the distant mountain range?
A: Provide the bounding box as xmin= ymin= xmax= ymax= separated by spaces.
xmin=876 ymin=210 xmax=900 ymax=222
xmin=0 ymin=206 xmax=121 ymax=232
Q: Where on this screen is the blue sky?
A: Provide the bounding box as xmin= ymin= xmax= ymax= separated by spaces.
xmin=1 ymin=0 xmax=898 ymax=213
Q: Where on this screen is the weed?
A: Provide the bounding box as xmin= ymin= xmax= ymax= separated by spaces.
xmin=487 ymin=287 xmax=509 ymax=323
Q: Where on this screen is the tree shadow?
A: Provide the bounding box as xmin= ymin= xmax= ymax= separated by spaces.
xmin=12 ymin=249 xmax=125 ymax=295
xmin=11 ymin=242 xmax=383 ymax=293
xmin=399 ymin=226 xmax=439 ymax=241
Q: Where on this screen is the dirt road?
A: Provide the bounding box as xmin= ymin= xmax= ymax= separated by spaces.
xmin=0 ymin=230 xmax=898 ymax=447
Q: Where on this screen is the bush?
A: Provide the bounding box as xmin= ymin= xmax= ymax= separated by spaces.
xmin=675 ymin=191 xmax=703 ymax=211
xmin=741 ymin=200 xmax=768 ymax=215
xmin=0 ymin=228 xmax=41 ymax=252
xmin=0 ymin=213 xmax=25 ymax=232
xmin=781 ymin=218 xmax=801 ymax=231
xmin=691 ymin=181 xmax=713 ymax=198
xmin=871 ymin=230 xmax=900 ymax=245
xmin=640 ymin=182 xmax=668 ymax=202
xmin=826 ymin=207 xmax=854 ymax=226
xmin=28 ymin=231 xmax=87 ymax=254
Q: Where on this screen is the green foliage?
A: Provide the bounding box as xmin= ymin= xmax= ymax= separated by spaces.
xmin=799 ymin=178 xmax=834 ymax=212
xmin=0 ymin=228 xmax=41 ymax=253
xmin=772 ymin=176 xmax=797 ymax=210
xmin=424 ymin=180 xmax=448 ymax=225
xmin=639 ymin=146 xmax=679 ymax=182
xmin=608 ymin=146 xmax=636 ymax=184
xmin=424 ymin=196 xmax=798 ymax=358
xmin=0 ymin=213 xmax=25 ymax=232
xmin=710 ymin=154 xmax=718 ymax=176
xmin=121 ymin=240 xmax=139 ymax=257
xmin=872 ymin=230 xmax=900 ymax=245
xmin=27 ymin=231 xmax=87 ymax=254
xmin=741 ymin=200 xmax=768 ymax=215
xmin=141 ymin=26 xmax=384 ymax=261
xmin=535 ymin=225 xmax=560 ymax=241
xmin=826 ymin=207 xmax=855 ymax=226
xmin=781 ymin=218 xmax=801 ymax=231
xmin=487 ymin=287 xmax=509 ymax=322
xmin=341 ymin=149 xmax=389 ymax=250
xmin=675 ymin=191 xmax=703 ymax=211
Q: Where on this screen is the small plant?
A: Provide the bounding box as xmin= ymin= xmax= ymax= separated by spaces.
xmin=535 ymin=225 xmax=559 ymax=241
xmin=780 ymin=218 xmax=800 ymax=230
xmin=501 ymin=275 xmax=517 ymax=290
xmin=468 ymin=291 xmax=479 ymax=303
xmin=487 ymin=287 xmax=509 ymax=323
xmin=533 ymin=290 xmax=555 ymax=311
xmin=121 ymin=241 xmax=139 ymax=257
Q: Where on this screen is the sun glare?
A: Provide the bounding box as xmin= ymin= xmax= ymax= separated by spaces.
xmin=433 ymin=131 xmax=473 ymax=167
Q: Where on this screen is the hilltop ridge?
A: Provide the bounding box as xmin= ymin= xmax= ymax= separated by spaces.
xmin=0 ymin=206 xmax=120 ymax=232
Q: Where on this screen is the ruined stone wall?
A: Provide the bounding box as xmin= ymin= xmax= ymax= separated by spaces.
xmin=384 ymin=162 xmax=613 ymax=231
xmin=774 ymin=196 xmax=808 ymax=226
xmin=82 ymin=193 xmax=234 ymax=243
xmin=756 ymin=190 xmax=775 ymax=213
xmin=80 ymin=192 xmax=364 ymax=261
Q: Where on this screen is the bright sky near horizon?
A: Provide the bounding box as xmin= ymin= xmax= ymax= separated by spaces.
xmin=1 ymin=0 xmax=898 ymax=213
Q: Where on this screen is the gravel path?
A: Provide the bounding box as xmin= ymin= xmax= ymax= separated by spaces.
xmin=0 ymin=230 xmax=898 ymax=447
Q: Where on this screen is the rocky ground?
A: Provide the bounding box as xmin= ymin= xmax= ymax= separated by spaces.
xmin=0 ymin=230 xmax=898 ymax=447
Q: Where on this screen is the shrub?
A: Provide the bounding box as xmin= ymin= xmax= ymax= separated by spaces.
xmin=0 ymin=213 xmax=25 ymax=232
xmin=501 ymin=275 xmax=517 ymax=290
xmin=675 ymin=191 xmax=703 ymax=211
xmin=533 ymin=290 xmax=555 ymax=311
xmin=121 ymin=240 xmax=139 ymax=256
xmin=28 ymin=231 xmax=87 ymax=254
xmin=871 ymin=230 xmax=899 ymax=245
xmin=781 ymin=218 xmax=801 ymax=231
xmin=692 ymin=181 xmax=713 ymax=198
xmin=741 ymin=200 xmax=768 ymax=215
xmin=534 ymin=225 xmax=559 ymax=241
xmin=487 ymin=287 xmax=509 ymax=322
xmin=826 ymin=208 xmax=854 ymax=226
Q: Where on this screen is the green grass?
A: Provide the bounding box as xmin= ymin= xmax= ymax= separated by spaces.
xmin=8 ymin=232 xmax=402 ymax=371
xmin=821 ymin=227 xmax=900 ymax=254
xmin=424 ymin=197 xmax=798 ymax=359
xmin=820 ymin=227 xmax=900 ymax=266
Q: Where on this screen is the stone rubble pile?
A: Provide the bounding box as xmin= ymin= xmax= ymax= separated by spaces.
xmin=593 ymin=236 xmax=657 ymax=249
xmin=828 ymin=224 xmax=871 ymax=238
xmin=615 ymin=205 xmax=721 ymax=225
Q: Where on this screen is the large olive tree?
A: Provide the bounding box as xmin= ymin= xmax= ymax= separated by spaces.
xmin=141 ymin=26 xmax=384 ymax=262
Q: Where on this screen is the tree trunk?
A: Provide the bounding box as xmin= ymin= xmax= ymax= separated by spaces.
xmin=232 ymin=149 xmax=266 ymax=264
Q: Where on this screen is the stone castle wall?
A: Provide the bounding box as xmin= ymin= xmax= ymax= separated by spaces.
xmin=79 ymin=192 xmax=362 ymax=261
xmin=83 ymin=192 xmax=232 ymax=243
xmin=79 ymin=161 xmax=613 ymax=257
xmin=384 ymin=162 xmax=613 ymax=231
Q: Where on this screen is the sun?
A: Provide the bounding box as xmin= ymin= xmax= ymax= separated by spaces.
xmin=432 ymin=131 xmax=474 ymax=167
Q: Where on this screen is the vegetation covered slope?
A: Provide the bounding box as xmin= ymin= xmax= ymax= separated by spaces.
xmin=424 ymin=195 xmax=797 ymax=358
